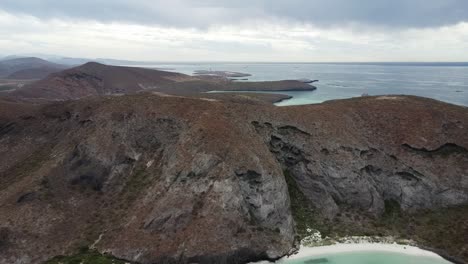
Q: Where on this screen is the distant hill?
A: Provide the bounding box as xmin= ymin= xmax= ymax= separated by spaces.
xmin=11 ymin=62 xmax=196 ymax=100
xmin=10 ymin=62 xmax=314 ymax=101
xmin=51 ymin=57 xmax=157 ymax=66
xmin=2 ymin=54 xmax=160 ymax=66
xmin=6 ymin=67 xmax=70 ymax=80
xmin=1 ymin=55 xmax=23 ymax=60
xmin=0 ymin=57 xmax=69 ymax=79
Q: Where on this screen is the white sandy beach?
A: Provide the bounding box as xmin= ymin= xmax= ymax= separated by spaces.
xmin=287 ymin=243 xmax=444 ymax=259
xmin=252 ymin=243 xmax=448 ymax=263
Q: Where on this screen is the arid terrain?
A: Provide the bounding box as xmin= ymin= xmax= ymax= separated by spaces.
xmin=0 ymin=57 xmax=69 ymax=80
xmin=0 ymin=63 xmax=467 ymax=264
xmin=3 ymin=62 xmax=315 ymax=103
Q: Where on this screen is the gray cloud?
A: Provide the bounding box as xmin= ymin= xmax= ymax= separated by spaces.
xmin=0 ymin=0 xmax=467 ymax=29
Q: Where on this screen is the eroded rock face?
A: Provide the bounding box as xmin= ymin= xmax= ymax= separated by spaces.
xmin=250 ymin=96 xmax=468 ymax=219
xmin=0 ymin=95 xmax=293 ymax=264
xmin=0 ymin=94 xmax=467 ymax=263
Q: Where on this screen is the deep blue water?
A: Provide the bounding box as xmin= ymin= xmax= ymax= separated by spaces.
xmin=141 ymin=63 xmax=468 ymax=106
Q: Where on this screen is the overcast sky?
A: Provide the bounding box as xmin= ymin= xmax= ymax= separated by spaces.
xmin=1 ymin=0 xmax=468 ymax=62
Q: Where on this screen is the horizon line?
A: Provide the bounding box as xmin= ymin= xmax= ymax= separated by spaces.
xmin=3 ymin=55 xmax=468 ymax=65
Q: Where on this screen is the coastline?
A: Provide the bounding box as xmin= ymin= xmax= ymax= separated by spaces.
xmin=251 ymin=244 xmax=452 ymax=263
xmin=272 ymin=94 xmax=293 ymax=104
xmin=289 ymin=244 xmax=449 ymax=259
xmin=419 ymin=246 xmax=466 ymax=264
xmin=206 ymin=87 xmax=317 ymax=93
xmin=205 ymin=88 xmax=316 ymax=105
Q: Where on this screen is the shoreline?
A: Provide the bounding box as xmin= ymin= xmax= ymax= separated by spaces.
xmin=272 ymin=94 xmax=293 ymax=104
xmin=289 ymin=244 xmax=448 ymax=259
xmin=206 ymin=87 xmax=317 ymax=93
xmin=251 ymin=244 xmax=452 ymax=263
xmin=205 ymin=88 xmax=316 ymax=105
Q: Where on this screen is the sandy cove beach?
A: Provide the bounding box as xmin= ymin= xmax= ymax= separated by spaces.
xmin=251 ymin=243 xmax=449 ymax=263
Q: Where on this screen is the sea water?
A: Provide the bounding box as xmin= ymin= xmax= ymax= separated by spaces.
xmin=280 ymin=251 xmax=452 ymax=264
xmin=137 ymin=62 xmax=468 ymax=107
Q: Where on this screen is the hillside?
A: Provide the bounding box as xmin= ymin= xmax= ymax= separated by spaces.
xmin=8 ymin=62 xmax=315 ymax=101
xmin=10 ymin=62 xmax=196 ymax=100
xmin=0 ymin=57 xmax=68 ymax=79
xmin=5 ymin=67 xmax=67 ymax=80
xmin=0 ymin=94 xmax=466 ymax=263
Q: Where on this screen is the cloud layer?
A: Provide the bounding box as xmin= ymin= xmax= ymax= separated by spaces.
xmin=0 ymin=1 xmax=467 ymax=61
xmin=1 ymin=0 xmax=468 ymax=29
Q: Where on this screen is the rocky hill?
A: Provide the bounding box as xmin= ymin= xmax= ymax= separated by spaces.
xmin=8 ymin=62 xmax=194 ymax=100
xmin=0 ymin=94 xmax=466 ymax=263
xmin=5 ymin=67 xmax=66 ymax=80
xmin=0 ymin=57 xmax=68 ymax=79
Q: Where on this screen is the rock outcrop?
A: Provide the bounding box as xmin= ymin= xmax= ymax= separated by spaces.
xmin=0 ymin=94 xmax=467 ymax=263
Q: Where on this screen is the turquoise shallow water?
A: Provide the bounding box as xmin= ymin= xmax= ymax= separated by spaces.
xmin=140 ymin=62 xmax=468 ymax=106
xmin=280 ymin=251 xmax=452 ymax=264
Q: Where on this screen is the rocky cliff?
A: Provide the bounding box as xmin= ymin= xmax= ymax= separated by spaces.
xmin=0 ymin=94 xmax=467 ymax=263
xmin=252 ymin=96 xmax=468 ymax=218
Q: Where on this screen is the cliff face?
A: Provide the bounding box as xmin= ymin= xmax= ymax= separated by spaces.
xmin=0 ymin=95 xmax=294 ymax=264
xmin=251 ymin=96 xmax=468 ymax=219
xmin=0 ymin=94 xmax=467 ymax=263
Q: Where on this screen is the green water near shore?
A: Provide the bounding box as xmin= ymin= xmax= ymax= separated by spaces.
xmin=281 ymin=251 xmax=452 ymax=264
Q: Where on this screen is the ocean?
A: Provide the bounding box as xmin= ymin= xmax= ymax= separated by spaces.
xmin=139 ymin=62 xmax=468 ymax=107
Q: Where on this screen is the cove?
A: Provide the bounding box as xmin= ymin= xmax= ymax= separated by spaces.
xmin=252 ymin=244 xmax=453 ymax=264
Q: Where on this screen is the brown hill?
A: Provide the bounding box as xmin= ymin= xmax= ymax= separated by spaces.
xmin=10 ymin=62 xmax=194 ymax=100
xmin=8 ymin=62 xmax=315 ymax=101
xmin=5 ymin=67 xmax=67 ymax=80
xmin=0 ymin=57 xmax=68 ymax=79
xmin=0 ymin=94 xmax=467 ymax=263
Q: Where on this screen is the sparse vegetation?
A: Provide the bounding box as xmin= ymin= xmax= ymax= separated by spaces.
xmin=0 ymin=146 xmax=52 ymax=189
xmin=0 ymin=85 xmax=15 ymax=91
xmin=45 ymin=247 xmax=126 ymax=264
xmin=0 ymin=227 xmax=9 ymax=249
xmin=285 ymin=171 xmax=468 ymax=261
xmin=122 ymin=165 xmax=152 ymax=204
xmin=284 ymin=170 xmax=331 ymax=239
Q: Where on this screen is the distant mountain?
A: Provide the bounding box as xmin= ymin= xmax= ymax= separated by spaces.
xmin=3 ymin=54 xmax=159 ymax=66
xmin=52 ymin=57 xmax=158 ymax=66
xmin=48 ymin=57 xmax=100 ymax=66
xmin=0 ymin=57 xmax=69 ymax=79
xmin=11 ymin=62 xmax=196 ymax=100
xmin=6 ymin=67 xmax=69 ymax=80
xmin=1 ymin=55 xmax=23 ymax=61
